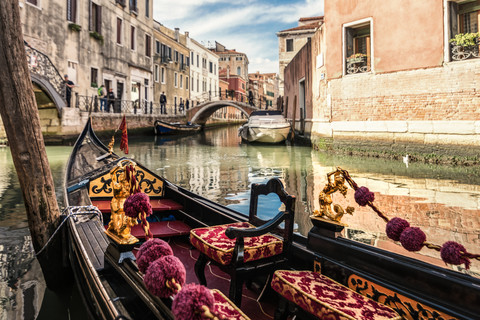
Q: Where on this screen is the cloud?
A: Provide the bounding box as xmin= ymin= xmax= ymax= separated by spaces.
xmin=153 ymin=0 xmax=324 ymax=73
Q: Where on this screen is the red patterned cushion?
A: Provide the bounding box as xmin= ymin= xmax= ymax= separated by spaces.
xmin=211 ymin=289 xmax=249 ymax=320
xmin=190 ymin=222 xmax=283 ymax=265
xmin=271 ymin=270 xmax=401 ymax=320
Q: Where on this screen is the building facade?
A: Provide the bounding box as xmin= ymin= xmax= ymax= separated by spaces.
xmin=21 ymin=0 xmax=154 ymax=108
xmin=152 ymin=23 xmax=190 ymax=114
xmin=248 ymin=72 xmax=280 ymax=109
xmin=277 ymin=16 xmax=323 ymax=96
xmin=186 ymin=35 xmax=219 ymax=106
xmin=284 ymin=0 xmax=480 ymax=157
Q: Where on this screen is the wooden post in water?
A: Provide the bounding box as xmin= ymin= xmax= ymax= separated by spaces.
xmin=291 ymin=95 xmax=297 ymax=142
xmin=0 ymin=0 xmax=64 ymax=288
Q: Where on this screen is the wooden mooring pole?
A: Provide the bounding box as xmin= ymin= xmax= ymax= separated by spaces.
xmin=0 ymin=0 xmax=65 ymax=289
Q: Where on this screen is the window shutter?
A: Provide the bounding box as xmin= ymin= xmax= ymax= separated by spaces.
xmin=72 ymin=0 xmax=77 ymax=23
xmin=88 ymin=1 xmax=92 ymax=31
xmin=97 ymin=6 xmax=102 ymax=34
xmin=450 ymin=2 xmax=459 ymax=36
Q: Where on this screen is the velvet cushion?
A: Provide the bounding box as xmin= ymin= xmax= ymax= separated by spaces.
xmin=190 ymin=222 xmax=283 ymax=265
xmin=271 ymin=270 xmax=401 ymax=320
xmin=212 ymin=289 xmax=249 ymax=320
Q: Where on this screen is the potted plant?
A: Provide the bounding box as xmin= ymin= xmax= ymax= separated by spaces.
xmin=347 ymin=53 xmax=367 ymax=63
xmin=89 ymin=31 xmax=104 ymax=45
xmin=68 ymin=23 xmax=82 ymax=32
xmin=449 ymin=32 xmax=480 ymax=60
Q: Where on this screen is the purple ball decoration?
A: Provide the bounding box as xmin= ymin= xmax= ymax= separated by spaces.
xmin=172 ymin=283 xmax=215 ymax=320
xmin=440 ymin=241 xmax=471 ymax=270
xmin=144 ymin=255 xmax=186 ymax=298
xmin=137 ymin=239 xmax=173 ymax=274
xmin=399 ymin=227 xmax=426 ymax=252
xmin=386 ymin=217 xmax=410 ymax=241
xmin=354 ymin=186 xmax=375 ymax=206
xmin=124 ymin=192 xmax=153 ymax=218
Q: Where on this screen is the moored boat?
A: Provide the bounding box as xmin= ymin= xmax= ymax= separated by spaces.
xmin=63 ymin=118 xmax=479 ymax=320
xmin=154 ymin=120 xmax=201 ymax=135
xmin=238 ymin=110 xmax=291 ymax=143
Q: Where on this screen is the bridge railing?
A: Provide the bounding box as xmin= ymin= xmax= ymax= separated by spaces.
xmin=74 ymin=94 xmax=192 ymax=116
xmin=194 ymin=90 xmax=274 ymax=110
xmin=24 ymin=41 xmax=66 ymax=100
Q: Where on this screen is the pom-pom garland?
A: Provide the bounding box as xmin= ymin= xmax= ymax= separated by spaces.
xmin=332 ymin=167 xmax=480 ymax=270
xmin=399 ymin=227 xmax=426 ymax=252
xmin=386 ymin=217 xmax=410 ymax=242
xmin=354 ymin=186 xmax=375 ymax=206
xmin=144 ymin=255 xmax=186 ymax=298
xmin=136 ymin=239 xmax=173 ymax=274
xmin=441 ymin=241 xmax=471 ymax=270
xmin=124 ymin=192 xmax=153 ymax=239
xmin=172 ymin=283 xmax=218 ymax=320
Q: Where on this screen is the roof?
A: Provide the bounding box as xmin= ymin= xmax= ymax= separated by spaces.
xmin=212 ymin=48 xmax=247 ymax=56
xmin=299 ymin=16 xmax=323 ymax=22
xmin=278 ymin=22 xmax=320 ymax=33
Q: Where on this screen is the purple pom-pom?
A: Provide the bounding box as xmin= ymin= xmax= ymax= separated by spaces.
xmin=144 ymin=255 xmax=186 ymax=298
xmin=440 ymin=241 xmax=471 ymax=269
xmin=136 ymin=239 xmax=173 ymax=273
xmin=172 ymin=283 xmax=215 ymax=320
xmin=124 ymin=192 xmax=152 ymax=218
xmin=386 ymin=217 xmax=410 ymax=241
xmin=354 ymin=186 xmax=375 ymax=206
xmin=399 ymin=227 xmax=426 ymax=252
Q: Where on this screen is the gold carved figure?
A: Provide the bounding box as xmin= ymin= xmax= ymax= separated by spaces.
xmin=105 ymin=161 xmax=139 ymax=244
xmin=313 ymin=170 xmax=354 ymax=224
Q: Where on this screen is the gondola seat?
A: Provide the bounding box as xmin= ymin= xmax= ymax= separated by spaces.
xmin=190 ymin=178 xmax=296 ymax=307
xmin=212 ymin=289 xmax=250 ymax=320
xmin=271 ymin=270 xmax=401 ymax=320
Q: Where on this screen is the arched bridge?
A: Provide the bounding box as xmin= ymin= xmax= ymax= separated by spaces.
xmin=186 ymin=100 xmax=259 ymax=124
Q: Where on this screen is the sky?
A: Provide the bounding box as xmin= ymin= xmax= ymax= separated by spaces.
xmin=153 ymin=0 xmax=324 ymax=74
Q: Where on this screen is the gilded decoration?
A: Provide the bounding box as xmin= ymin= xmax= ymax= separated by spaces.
xmin=104 ymin=160 xmax=139 ymax=245
xmin=311 ymin=170 xmax=355 ymax=226
xmin=348 ymin=274 xmax=455 ymax=320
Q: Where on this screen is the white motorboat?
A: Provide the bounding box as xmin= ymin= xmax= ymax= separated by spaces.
xmin=238 ymin=110 xmax=291 ymax=143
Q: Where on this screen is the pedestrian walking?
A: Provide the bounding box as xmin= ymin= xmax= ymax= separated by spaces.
xmin=98 ymin=85 xmax=106 ymax=111
xmin=64 ymin=74 xmax=74 ymax=108
xmin=160 ymin=92 xmax=167 ymax=114
xmin=107 ymin=88 xmax=115 ymax=113
xmin=179 ymin=99 xmax=184 ymax=113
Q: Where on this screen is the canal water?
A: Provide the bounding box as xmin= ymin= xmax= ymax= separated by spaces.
xmin=1 ymin=125 xmax=479 ymax=319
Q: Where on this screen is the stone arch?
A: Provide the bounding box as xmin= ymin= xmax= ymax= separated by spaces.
xmin=188 ymin=101 xmax=258 ymax=124
xmin=30 ymin=74 xmax=66 ymax=114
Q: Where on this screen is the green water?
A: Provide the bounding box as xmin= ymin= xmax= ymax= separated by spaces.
xmin=0 ymin=125 xmax=479 ymax=318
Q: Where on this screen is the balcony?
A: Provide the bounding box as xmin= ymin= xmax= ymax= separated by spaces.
xmin=450 ymin=33 xmax=480 ymax=61
xmin=346 ymin=54 xmax=370 ymax=74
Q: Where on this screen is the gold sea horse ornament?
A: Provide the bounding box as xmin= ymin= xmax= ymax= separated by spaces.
xmin=105 ymin=160 xmax=139 ymax=244
xmin=313 ymin=170 xmax=355 ymax=225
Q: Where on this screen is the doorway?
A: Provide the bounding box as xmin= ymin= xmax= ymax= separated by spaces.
xmin=299 ymin=78 xmax=305 ymax=135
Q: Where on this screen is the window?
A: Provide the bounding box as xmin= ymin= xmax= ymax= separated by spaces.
xmin=191 ymin=52 xmax=194 ymax=65
xmin=197 ymin=54 xmax=199 ymax=67
xmin=27 ymin=0 xmax=39 ymax=6
xmin=237 ymin=66 xmax=241 ymax=76
xmin=202 ymin=58 xmax=207 ymax=69
xmin=130 ymin=25 xmax=136 ymax=50
xmin=236 ymin=56 xmax=242 ymax=61
xmin=209 ymin=61 xmax=213 ymax=73
xmin=67 ymin=0 xmax=77 ymax=23
xmin=145 ymin=34 xmax=151 ymax=57
xmin=155 ymin=40 xmax=160 ymax=54
xmin=130 ymin=0 xmax=138 ymax=13
xmin=174 ymin=72 xmax=178 ymax=87
xmin=448 ymin=1 xmax=480 ymax=61
xmin=161 ymin=67 xmax=165 ymax=83
xmin=186 ymin=77 xmax=189 ymax=90
xmin=90 ymin=68 xmax=98 ymax=87
xmin=180 ymin=54 xmax=184 ymax=68
xmin=191 ymin=76 xmax=194 ymax=90
xmin=344 ymin=20 xmax=371 ymax=74
xmin=175 ymin=51 xmax=179 ymax=62
xmin=90 ymin=2 xmax=102 ymax=34
xmin=286 ymin=39 xmax=294 ymax=52
xmin=145 ymin=0 xmax=150 ymax=18
xmin=154 ymin=65 xmax=159 ymax=82
xmin=116 ymin=18 xmax=122 ymax=45
xmin=180 ymin=75 xmax=183 ymax=88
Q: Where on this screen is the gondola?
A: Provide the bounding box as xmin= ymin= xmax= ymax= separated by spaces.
xmin=63 ymin=118 xmax=479 ymax=320
xmin=153 ymin=120 xmax=201 ymax=135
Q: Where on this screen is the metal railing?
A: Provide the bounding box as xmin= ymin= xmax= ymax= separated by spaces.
xmin=193 ymin=90 xmax=274 ymax=109
xmin=24 ymin=40 xmax=66 ymax=99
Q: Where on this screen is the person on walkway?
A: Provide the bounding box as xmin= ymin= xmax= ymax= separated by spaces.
xmin=64 ymin=75 xmax=74 ymax=108
xmin=107 ymin=88 xmax=115 ymax=113
xmin=160 ymin=92 xmax=167 ymax=114
xmin=186 ymin=99 xmax=189 ymax=110
xmin=98 ymin=85 xmax=106 ymax=112
xmin=179 ymin=99 xmax=184 ymax=113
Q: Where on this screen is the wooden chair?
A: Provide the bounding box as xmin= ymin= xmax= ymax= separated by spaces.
xmin=190 ymin=178 xmax=296 ymax=307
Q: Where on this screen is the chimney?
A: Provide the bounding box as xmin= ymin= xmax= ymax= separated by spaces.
xmin=175 ymin=28 xmax=180 ymax=42
xmin=185 ymin=31 xmax=189 ymax=38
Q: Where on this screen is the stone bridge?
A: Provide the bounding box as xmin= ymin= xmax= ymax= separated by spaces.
xmin=186 ymin=100 xmax=259 ymax=125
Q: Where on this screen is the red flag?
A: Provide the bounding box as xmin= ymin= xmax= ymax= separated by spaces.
xmin=119 ymin=115 xmax=128 ymax=154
